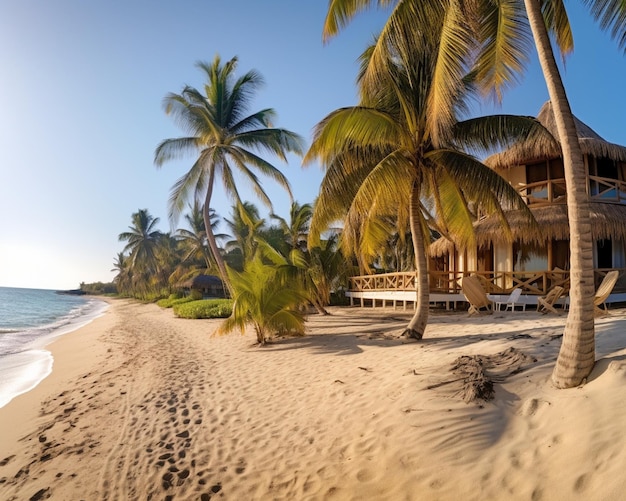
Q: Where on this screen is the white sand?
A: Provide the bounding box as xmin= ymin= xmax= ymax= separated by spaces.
xmin=1 ymin=299 xmax=626 ymax=500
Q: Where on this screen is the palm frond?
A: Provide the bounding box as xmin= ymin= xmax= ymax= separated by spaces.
xmin=474 ymin=0 xmax=531 ymax=101
xmin=582 ymin=0 xmax=626 ymax=51
xmin=542 ymin=0 xmax=574 ymax=57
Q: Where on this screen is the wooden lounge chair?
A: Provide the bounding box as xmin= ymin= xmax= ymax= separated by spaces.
xmin=461 ymin=275 xmax=493 ymax=315
xmin=594 ymin=270 xmax=619 ymax=317
xmin=495 ymin=288 xmax=524 ymax=312
xmin=537 ymin=286 xmax=565 ymax=314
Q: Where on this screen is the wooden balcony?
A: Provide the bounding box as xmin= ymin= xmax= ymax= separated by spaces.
xmin=517 ymin=176 xmax=626 ymax=206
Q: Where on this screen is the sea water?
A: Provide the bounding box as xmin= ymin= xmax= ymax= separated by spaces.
xmin=0 ymin=287 xmax=108 ymax=408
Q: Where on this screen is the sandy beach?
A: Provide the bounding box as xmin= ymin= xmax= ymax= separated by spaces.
xmin=1 ymin=299 xmax=626 ymax=500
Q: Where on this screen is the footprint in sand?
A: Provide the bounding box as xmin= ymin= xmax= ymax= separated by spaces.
xmin=574 ymin=472 xmax=589 ymax=492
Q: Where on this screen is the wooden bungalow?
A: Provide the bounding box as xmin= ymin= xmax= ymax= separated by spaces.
xmin=346 ymin=102 xmax=626 ymax=309
xmin=430 ymin=101 xmax=626 ymax=301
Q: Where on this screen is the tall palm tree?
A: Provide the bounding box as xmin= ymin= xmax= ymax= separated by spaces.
xmin=118 ymin=209 xmax=163 ymax=274
xmin=154 ymin=55 xmax=305 ymax=293
xmin=305 ymin=31 xmax=540 ymax=339
xmin=324 ymin=0 xmax=626 ymax=387
xmin=521 ymin=0 xmax=594 ymax=387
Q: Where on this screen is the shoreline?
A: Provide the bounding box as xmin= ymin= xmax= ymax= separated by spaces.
xmin=0 ymin=298 xmax=114 ymax=453
xmin=0 ymin=297 xmax=109 ymax=410
xmin=1 ymin=300 xmax=626 ymax=499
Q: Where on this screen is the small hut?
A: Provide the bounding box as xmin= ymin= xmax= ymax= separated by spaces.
xmin=179 ymin=274 xmax=227 ymax=298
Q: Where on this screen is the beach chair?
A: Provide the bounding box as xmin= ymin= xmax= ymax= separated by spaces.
xmin=495 ymin=288 xmax=524 ymax=312
xmin=537 ymin=286 xmax=565 ymax=315
xmin=461 ymin=275 xmax=493 ymax=315
xmin=594 ymin=270 xmax=619 ymax=317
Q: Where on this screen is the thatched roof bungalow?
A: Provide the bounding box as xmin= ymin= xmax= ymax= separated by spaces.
xmin=430 ymin=101 xmax=626 ymax=296
xmin=178 ymin=274 xmax=227 ymax=298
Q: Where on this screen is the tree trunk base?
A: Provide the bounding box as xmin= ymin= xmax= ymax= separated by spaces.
xmin=402 ymin=328 xmax=423 ymax=340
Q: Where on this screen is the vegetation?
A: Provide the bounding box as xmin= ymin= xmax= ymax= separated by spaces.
xmin=156 ymin=295 xmax=194 ymax=308
xmin=80 ymin=282 xmax=117 ymax=295
xmin=173 ymin=299 xmax=233 ymax=319
xmin=219 ymin=253 xmax=307 ymax=345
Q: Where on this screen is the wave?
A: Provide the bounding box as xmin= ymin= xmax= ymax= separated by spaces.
xmin=0 ymin=299 xmax=109 ymax=409
xmin=0 ymin=299 xmax=109 ymax=357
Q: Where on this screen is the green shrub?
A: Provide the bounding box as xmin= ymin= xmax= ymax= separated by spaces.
xmin=173 ymin=299 xmax=233 ymax=319
xmin=157 ymin=296 xmax=195 ymax=308
xmin=189 ymin=289 xmax=203 ymax=300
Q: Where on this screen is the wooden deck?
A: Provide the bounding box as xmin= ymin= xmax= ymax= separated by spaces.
xmin=346 ymin=269 xmax=626 ymax=310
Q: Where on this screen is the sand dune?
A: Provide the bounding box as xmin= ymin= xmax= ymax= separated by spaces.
xmin=1 ymin=299 xmax=626 ymax=500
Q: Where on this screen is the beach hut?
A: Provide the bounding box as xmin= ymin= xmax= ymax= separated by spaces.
xmin=178 ymin=274 xmax=227 ymax=298
xmin=430 ymin=101 xmax=626 ymax=298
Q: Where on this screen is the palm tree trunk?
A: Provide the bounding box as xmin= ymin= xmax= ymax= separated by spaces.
xmin=403 ymin=179 xmax=429 ymax=339
xmin=203 ymin=175 xmax=234 ymax=297
xmin=524 ymin=0 xmax=596 ymax=388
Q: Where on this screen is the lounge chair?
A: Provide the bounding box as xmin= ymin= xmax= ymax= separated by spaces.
xmin=495 ymin=288 xmax=525 ymax=312
xmin=537 ymin=286 xmax=565 ymax=314
xmin=461 ymin=275 xmax=493 ymax=315
xmin=594 ymin=270 xmax=619 ymax=317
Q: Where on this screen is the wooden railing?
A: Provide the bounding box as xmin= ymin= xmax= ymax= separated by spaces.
xmin=588 ymin=175 xmax=626 ymax=203
xmin=517 ymin=176 xmax=626 ymax=206
xmin=349 ymin=269 xmax=626 ymax=296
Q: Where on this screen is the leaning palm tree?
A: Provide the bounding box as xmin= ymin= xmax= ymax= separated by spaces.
xmin=305 ymin=32 xmax=541 ymax=339
xmin=155 ymin=55 xmax=305 ymax=293
xmin=323 ymin=0 xmax=626 ymax=387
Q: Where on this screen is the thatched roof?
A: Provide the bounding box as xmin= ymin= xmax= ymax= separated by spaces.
xmin=430 ymin=202 xmax=626 ymax=256
xmin=178 ymin=274 xmax=223 ymax=289
xmin=487 ymin=101 xmax=626 ymax=169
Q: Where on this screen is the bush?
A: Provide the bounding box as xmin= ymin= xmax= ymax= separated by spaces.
xmin=157 ymin=296 xmax=195 ymax=308
xmin=173 ymin=299 xmax=233 ymax=319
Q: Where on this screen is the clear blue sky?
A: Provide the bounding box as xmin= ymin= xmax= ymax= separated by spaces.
xmin=1 ymin=1 xmax=624 ymax=290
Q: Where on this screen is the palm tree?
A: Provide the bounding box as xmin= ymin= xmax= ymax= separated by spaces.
xmin=219 ymin=250 xmax=307 ymax=345
xmin=154 ymin=55 xmax=305 ymax=294
xmin=322 ymin=0 xmax=626 ymax=386
xmin=270 ymin=201 xmax=313 ymax=252
xmin=306 ymin=232 xmax=351 ymax=313
xmin=118 ymin=209 xmax=163 ymax=275
xmin=111 ymin=252 xmax=131 ymax=296
xmin=223 ymin=201 xmax=266 ymax=269
xmin=521 ymin=0 xmax=594 ymax=387
xmin=177 ymin=201 xmax=226 ymax=270
xmin=306 ymin=31 xmax=540 ymax=339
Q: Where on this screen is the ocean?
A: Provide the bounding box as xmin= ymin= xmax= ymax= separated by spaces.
xmin=0 ymin=287 xmax=108 ymax=408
